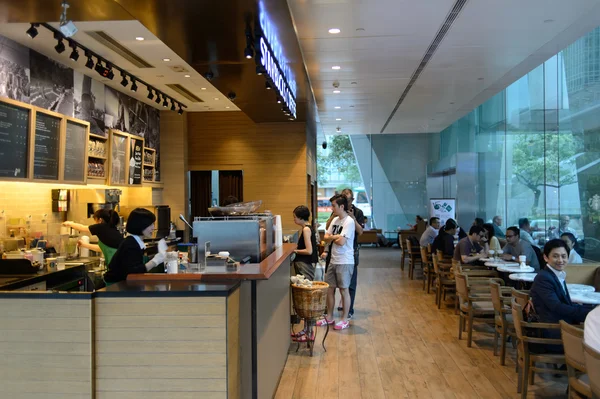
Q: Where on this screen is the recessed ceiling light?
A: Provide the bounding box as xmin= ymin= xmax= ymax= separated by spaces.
xmin=328 ymin=28 xmax=341 ymax=34
xmin=333 ymin=90 xmax=341 ymax=94
xmin=226 ymin=106 xmax=230 ymax=109
xmin=201 ymin=87 xmax=207 ymax=90
xmin=184 ymin=74 xmax=191 ymax=78
xmin=334 ymin=106 xmax=341 ymax=109
xmin=214 ymin=97 xmax=219 ymax=100
xmin=163 ymin=58 xmax=171 ymax=62
xmin=135 ymin=37 xmax=145 ymax=41
xmin=332 ymin=65 xmax=341 ymax=70
xmin=336 ymin=118 xmax=342 ymax=121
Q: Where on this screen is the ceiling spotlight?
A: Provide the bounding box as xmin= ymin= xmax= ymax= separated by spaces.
xmin=55 ymin=38 xmax=66 ymax=54
xmin=163 ymin=97 xmax=169 ymax=107
xmin=85 ymin=53 xmax=94 ymax=69
xmin=170 ymin=102 xmax=176 ymax=111
xmin=106 ymin=67 xmax=114 ymax=80
xmin=265 ymin=82 xmax=272 ymax=90
xmin=120 ymin=72 xmax=128 ymax=87
xmin=336 ymin=118 xmax=342 ymax=121
xmin=244 ymin=46 xmax=254 ymax=59
xmin=256 ymin=65 xmax=264 ymax=75
xmin=135 ymin=36 xmax=145 ymax=41
xmin=334 ymin=106 xmax=341 ymax=109
xmin=276 ymin=97 xmax=282 ymax=104
xmin=163 ymin=58 xmax=171 ymax=62
xmin=336 ymin=127 xmax=341 ymax=132
xmin=69 ymin=46 xmax=79 ymax=61
xmin=184 ymin=74 xmax=191 ymax=78
xmin=333 ymin=90 xmax=341 ymax=94
xmin=204 ymin=71 xmax=214 ymax=81
xmin=130 ymin=79 xmax=138 ymax=92
xmin=201 ymin=87 xmax=206 ymax=90
xmin=26 ymin=23 xmax=39 ymax=39
xmin=331 ymin=65 xmax=341 ymax=70
xmin=328 ymin=28 xmax=341 ymax=34
xmin=147 ymin=88 xmax=154 ymax=100
xmin=155 ymin=93 xmax=161 ymax=104
xmin=178 ymin=106 xmax=184 ymax=115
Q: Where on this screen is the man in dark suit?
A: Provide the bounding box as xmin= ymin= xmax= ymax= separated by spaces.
xmin=530 ymin=239 xmax=593 ymax=351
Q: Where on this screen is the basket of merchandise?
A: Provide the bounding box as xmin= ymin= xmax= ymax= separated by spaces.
xmin=291 ymin=275 xmax=329 ymax=320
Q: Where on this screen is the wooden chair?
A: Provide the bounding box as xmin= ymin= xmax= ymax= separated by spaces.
xmin=455 ymin=273 xmax=499 ymax=347
xmin=560 ymin=321 xmax=592 ymax=398
xmin=405 ymin=239 xmax=422 ymax=280
xmin=420 ymin=246 xmax=434 ymax=293
xmin=511 ymin=299 xmax=568 ymax=398
xmin=398 ymin=235 xmax=406 ymax=270
xmin=511 ymin=288 xmax=530 ymax=308
xmin=490 ymin=282 xmax=516 ymax=366
xmin=583 ymin=342 xmax=600 ymax=397
xmin=432 ymin=253 xmax=455 ymax=308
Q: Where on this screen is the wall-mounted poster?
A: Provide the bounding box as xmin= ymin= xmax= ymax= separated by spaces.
xmin=64 ymin=120 xmax=87 ymax=182
xmin=30 ymin=52 xmax=73 ymax=117
xmin=74 ymin=72 xmax=105 ymax=136
xmin=0 ymin=101 xmax=29 ymax=178
xmin=33 ymin=112 xmax=61 ymax=180
xmin=429 ymin=198 xmax=456 ymax=227
xmin=129 ymin=137 xmax=143 ymax=185
xmin=110 ymin=131 xmax=127 ymax=186
xmin=0 ymin=36 xmax=30 ymax=103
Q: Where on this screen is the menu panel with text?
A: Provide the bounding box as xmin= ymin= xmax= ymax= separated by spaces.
xmin=34 ymin=113 xmax=61 ymax=180
xmin=64 ymin=121 xmax=87 ymax=181
xmin=0 ymin=102 xmax=29 ymax=178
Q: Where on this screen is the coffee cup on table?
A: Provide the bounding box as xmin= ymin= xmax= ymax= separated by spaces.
xmin=518 ymin=255 xmax=527 ymax=268
xmin=488 ymin=250 xmax=495 ymax=259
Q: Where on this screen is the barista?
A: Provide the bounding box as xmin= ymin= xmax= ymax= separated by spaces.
xmin=104 ymin=208 xmax=166 ymax=284
xmin=63 ymin=209 xmax=124 ymax=264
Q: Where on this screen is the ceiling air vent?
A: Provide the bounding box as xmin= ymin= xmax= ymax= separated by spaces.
xmin=380 ymin=0 xmax=469 ymax=133
xmin=165 ymin=84 xmax=204 ymax=103
xmin=85 ymin=31 xmax=154 ymax=68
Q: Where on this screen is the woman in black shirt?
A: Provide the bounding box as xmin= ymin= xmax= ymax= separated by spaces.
xmin=63 ymin=209 xmax=124 ymax=264
xmin=292 ymin=205 xmax=318 ymax=281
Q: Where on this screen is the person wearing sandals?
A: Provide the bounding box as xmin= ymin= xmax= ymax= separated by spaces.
xmin=291 ymin=205 xmax=318 ymax=342
xmin=317 ymin=194 xmax=355 ymax=331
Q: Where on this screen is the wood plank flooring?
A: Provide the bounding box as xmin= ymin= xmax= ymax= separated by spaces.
xmin=275 ymin=249 xmax=568 ymax=399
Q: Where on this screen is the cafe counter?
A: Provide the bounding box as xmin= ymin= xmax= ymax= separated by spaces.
xmin=0 ymin=244 xmax=296 ymax=399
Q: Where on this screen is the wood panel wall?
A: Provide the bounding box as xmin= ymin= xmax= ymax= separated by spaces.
xmin=94 ymin=296 xmax=231 ymax=399
xmin=0 ymin=298 xmax=93 ymax=398
xmin=188 ymin=112 xmax=308 ymax=229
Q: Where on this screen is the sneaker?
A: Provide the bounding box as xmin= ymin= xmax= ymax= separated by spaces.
xmin=334 ymin=320 xmax=350 ymax=330
xmin=316 ymin=318 xmax=334 ymax=327
xmin=347 ymin=313 xmax=353 ymax=320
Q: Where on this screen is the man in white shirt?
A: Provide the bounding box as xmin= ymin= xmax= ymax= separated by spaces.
xmin=419 ymin=217 xmax=440 ymax=248
xmin=318 ymin=194 xmax=355 ymax=331
xmin=584 ymin=305 xmax=600 ymax=352
xmin=518 ymin=218 xmax=537 ymax=247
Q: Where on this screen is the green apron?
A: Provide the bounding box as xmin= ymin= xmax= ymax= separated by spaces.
xmin=99 ymin=240 xmax=118 ymax=287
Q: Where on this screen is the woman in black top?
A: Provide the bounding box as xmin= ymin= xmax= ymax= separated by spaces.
xmin=292 ymin=205 xmax=318 ymax=281
xmin=104 ymin=208 xmax=166 ymax=284
xmin=63 ymin=209 xmax=124 ymax=264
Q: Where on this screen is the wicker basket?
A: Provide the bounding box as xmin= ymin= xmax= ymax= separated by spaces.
xmin=291 ymin=281 xmax=329 ymax=319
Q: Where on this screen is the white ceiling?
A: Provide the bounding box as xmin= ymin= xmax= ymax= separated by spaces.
xmin=288 ymin=0 xmax=600 ymax=135
xmin=0 ymin=21 xmax=238 ymax=113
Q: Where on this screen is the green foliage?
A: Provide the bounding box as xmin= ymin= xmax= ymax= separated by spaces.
xmin=319 ymin=135 xmax=362 ymax=186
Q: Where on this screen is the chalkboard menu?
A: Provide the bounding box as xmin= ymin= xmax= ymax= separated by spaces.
xmin=34 ymin=113 xmax=61 ymax=180
xmin=64 ymin=121 xmax=87 ymax=181
xmin=0 ymin=102 xmax=29 ymax=178
xmin=129 ymin=137 xmax=143 ymax=185
xmin=110 ymin=133 xmax=127 ymax=185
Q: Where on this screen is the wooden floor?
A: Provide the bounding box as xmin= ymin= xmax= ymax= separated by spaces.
xmin=275 ymin=251 xmax=568 ymax=399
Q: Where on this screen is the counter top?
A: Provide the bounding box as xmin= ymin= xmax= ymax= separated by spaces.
xmin=95 ymin=280 xmax=241 ymax=297
xmin=0 ymin=264 xmax=89 ymax=290
xmin=127 ymin=243 xmax=296 ymax=282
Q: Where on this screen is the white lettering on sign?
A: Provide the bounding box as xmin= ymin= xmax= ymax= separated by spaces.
xmin=260 ymin=36 xmax=297 ymax=118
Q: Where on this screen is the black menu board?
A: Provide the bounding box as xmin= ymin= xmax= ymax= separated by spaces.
xmin=34 ymin=113 xmax=61 ymax=180
xmin=64 ymin=121 xmax=87 ymax=181
xmin=0 ymin=102 xmax=29 ymax=178
xmin=129 ymin=137 xmax=143 ymax=185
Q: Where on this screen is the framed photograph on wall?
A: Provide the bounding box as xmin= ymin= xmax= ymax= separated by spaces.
xmin=109 ymin=130 xmax=128 ymax=186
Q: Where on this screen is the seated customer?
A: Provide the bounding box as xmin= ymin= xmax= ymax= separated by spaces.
xmin=584 ymin=305 xmax=600 ymax=352
xmin=530 ymin=239 xmax=592 ymax=348
xmin=419 ymin=217 xmax=440 ymax=247
xmin=561 ymin=232 xmax=583 ymax=264
xmin=501 ymin=226 xmax=540 ymax=271
xmin=518 ymin=218 xmax=537 ymax=247
xmin=453 ymin=225 xmax=487 ymax=264
xmin=432 ymin=219 xmax=457 ymax=258
xmin=482 ymin=223 xmax=501 ymax=252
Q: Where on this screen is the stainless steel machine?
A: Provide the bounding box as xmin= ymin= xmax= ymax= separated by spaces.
xmin=192 ymin=215 xmax=274 ymax=263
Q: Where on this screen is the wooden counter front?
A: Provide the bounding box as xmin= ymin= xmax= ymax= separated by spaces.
xmin=127 ymin=243 xmax=296 ymax=282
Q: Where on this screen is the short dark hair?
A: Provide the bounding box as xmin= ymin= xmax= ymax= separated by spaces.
xmin=560 ymin=232 xmax=578 ymax=249
xmin=430 ymin=217 xmax=440 ymax=225
xmin=468 ymin=225 xmax=485 ymax=236
xmin=94 ymin=209 xmax=120 ymax=228
xmin=330 ymin=194 xmax=348 ymax=211
xmin=444 ymin=219 xmax=457 ymax=230
xmin=126 ymin=208 xmax=156 ymax=235
xmin=474 ymin=218 xmax=484 ymax=227
xmin=483 ymin=223 xmax=495 ymax=239
xmin=507 ymin=226 xmax=520 ymax=237
xmin=341 ymin=188 xmax=354 ymax=198
xmin=293 ymin=205 xmax=310 ymax=222
xmin=416 ymin=215 xmax=424 ymax=222
xmin=544 ymin=238 xmax=570 ymax=257
xmin=518 ymin=218 xmax=530 ymax=229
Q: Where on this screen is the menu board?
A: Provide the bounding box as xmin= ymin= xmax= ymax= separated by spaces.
xmin=34 ymin=113 xmax=61 ymax=180
xmin=129 ymin=137 xmax=143 ymax=185
xmin=64 ymin=121 xmax=87 ymax=181
xmin=0 ymin=102 xmax=29 ymax=178
xmin=110 ymin=133 xmax=127 ymax=185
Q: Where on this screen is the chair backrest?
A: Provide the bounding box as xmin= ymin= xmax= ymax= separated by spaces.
xmin=406 ymin=239 xmax=413 ymax=255
xmin=511 ymin=299 xmax=526 ymax=341
xmin=455 ymin=273 xmax=469 ymax=304
xmin=432 ymin=253 xmax=441 ymax=274
xmin=427 ymin=243 xmax=432 ymax=255
xmin=436 ymin=249 xmax=444 ymax=262
xmin=511 ymin=288 xmax=530 ymax=308
xmin=560 ymin=320 xmax=586 ymax=373
xmin=583 ymin=342 xmax=600 ymax=395
xmin=420 ymin=246 xmax=429 ymax=266
xmin=490 ymin=282 xmax=504 ymax=314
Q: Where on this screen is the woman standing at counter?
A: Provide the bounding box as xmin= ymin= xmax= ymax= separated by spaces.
xmin=104 ymin=208 xmax=166 ymax=284
xmin=292 ymin=205 xmax=317 ymax=280
xmin=63 ymin=209 xmax=124 ymax=264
